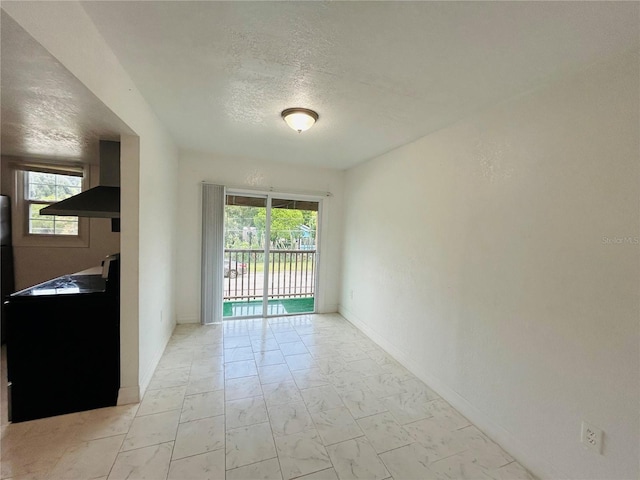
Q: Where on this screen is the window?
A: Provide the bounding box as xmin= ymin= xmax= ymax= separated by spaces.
xmin=26 ymin=171 xmax=82 ymax=235
xmin=8 ymin=161 xmax=90 ymax=248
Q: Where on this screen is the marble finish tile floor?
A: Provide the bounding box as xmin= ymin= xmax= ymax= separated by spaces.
xmin=0 ymin=314 xmax=535 ymax=479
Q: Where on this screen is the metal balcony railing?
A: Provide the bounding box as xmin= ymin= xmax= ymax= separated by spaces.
xmin=223 ymin=249 xmax=316 ymax=301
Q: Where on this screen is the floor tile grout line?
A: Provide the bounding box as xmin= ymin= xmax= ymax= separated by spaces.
xmin=224 ymin=455 xmax=280 ymax=475
xmin=262 ymin=384 xmax=286 ymax=480
xmin=288 ymin=466 xmax=335 ymax=480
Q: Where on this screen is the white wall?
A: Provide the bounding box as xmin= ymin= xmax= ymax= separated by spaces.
xmin=340 ymin=50 xmax=639 ymax=480
xmin=2 ymin=2 xmax=179 ymax=402
xmin=176 ymin=150 xmax=344 ymax=323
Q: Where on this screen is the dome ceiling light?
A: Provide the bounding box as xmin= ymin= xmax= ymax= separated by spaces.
xmin=281 ymin=108 xmax=318 ymax=133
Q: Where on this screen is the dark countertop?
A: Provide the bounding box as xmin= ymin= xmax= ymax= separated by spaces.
xmin=10 ymin=274 xmax=107 ymax=297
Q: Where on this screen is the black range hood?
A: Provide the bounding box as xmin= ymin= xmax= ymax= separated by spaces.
xmin=40 ymin=141 xmax=120 ymax=219
xmin=40 ymin=186 xmax=120 ymax=218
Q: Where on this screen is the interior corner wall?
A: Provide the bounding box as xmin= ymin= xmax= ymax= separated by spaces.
xmin=339 ymin=50 xmax=639 ymax=480
xmin=2 ymin=2 xmax=179 ymax=402
xmin=175 ymin=150 xmax=345 ymax=324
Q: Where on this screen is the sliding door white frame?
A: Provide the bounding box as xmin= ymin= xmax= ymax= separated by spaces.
xmin=263 ymin=194 xmax=272 ymax=318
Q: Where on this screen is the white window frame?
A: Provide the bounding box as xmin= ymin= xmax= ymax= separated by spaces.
xmin=12 ymin=162 xmax=90 ymax=248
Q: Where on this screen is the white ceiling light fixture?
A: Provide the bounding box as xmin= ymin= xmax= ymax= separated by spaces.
xmin=281 ymin=108 xmax=318 ymax=133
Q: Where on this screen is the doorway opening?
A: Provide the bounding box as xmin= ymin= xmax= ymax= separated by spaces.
xmin=223 ymin=193 xmax=319 ymax=319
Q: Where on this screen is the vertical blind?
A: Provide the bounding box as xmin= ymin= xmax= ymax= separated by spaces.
xmin=201 ymin=184 xmax=225 ymax=324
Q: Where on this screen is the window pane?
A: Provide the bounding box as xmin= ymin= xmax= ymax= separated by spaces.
xmin=30 ymin=220 xmax=55 ymax=235
xmin=27 ymin=171 xmax=82 ymax=201
xmin=28 ymin=183 xmax=56 ymax=201
xmin=29 ymin=203 xmax=53 ymax=220
xmin=55 ymin=185 xmax=81 ymax=200
xmin=53 ymin=220 xmax=79 ymax=235
xmin=56 ymin=175 xmax=82 ymax=187
xmin=28 ymin=172 xmax=55 ymax=185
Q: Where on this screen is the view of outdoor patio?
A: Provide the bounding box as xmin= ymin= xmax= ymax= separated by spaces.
xmin=223 ymin=195 xmax=318 ymax=317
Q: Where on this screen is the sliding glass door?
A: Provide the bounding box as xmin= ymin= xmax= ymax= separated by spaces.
xmin=223 ymin=194 xmax=267 ymax=317
xmin=223 ymin=193 xmax=319 ymax=319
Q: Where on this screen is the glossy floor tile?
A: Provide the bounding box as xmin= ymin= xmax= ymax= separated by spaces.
xmin=0 ymin=314 xmax=535 ymax=479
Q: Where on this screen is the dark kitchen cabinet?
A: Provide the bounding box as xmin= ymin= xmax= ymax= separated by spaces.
xmin=6 ymin=269 xmax=120 ymax=423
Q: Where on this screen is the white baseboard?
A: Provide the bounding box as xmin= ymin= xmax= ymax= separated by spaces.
xmin=338 ymin=304 xmax=563 ymax=480
xmin=139 ymin=353 xmax=160 ymax=396
xmin=317 ymin=304 xmax=338 ymax=314
xmin=117 ymin=385 xmax=140 ymax=405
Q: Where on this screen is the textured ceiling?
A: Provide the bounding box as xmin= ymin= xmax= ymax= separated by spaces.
xmin=0 ymin=11 xmax=134 ymax=164
xmin=80 ymin=1 xmax=639 ymax=169
xmin=3 ymin=3 xmax=639 ymax=170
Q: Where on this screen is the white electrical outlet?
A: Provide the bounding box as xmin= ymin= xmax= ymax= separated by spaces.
xmin=581 ymin=421 xmax=603 ymax=454
xmin=349 ymin=290 xmax=354 ymax=300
